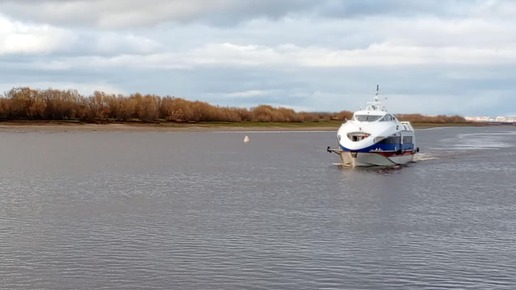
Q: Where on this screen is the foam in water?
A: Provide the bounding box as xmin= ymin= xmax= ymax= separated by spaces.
xmin=413 ymin=152 xmax=438 ymax=162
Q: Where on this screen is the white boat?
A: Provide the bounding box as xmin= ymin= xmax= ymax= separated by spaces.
xmin=327 ymin=86 xmax=418 ymax=167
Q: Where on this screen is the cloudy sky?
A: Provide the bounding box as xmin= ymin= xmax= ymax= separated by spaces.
xmin=1 ymin=0 xmax=515 ymax=116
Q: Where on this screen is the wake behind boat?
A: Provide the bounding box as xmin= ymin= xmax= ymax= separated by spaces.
xmin=327 ymin=86 xmax=419 ymax=167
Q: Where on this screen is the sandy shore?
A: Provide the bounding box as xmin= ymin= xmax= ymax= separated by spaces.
xmin=0 ymin=121 xmax=483 ymax=133
xmin=0 ymin=122 xmax=338 ymax=133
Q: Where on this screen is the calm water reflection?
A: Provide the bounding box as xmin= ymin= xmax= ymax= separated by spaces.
xmin=0 ymin=126 xmax=515 ymax=289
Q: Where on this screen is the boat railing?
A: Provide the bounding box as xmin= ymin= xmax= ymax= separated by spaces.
xmin=365 ymin=101 xmax=387 ymax=112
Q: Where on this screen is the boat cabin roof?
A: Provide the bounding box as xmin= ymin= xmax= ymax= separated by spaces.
xmin=364 ymin=100 xmax=387 ymax=112
xmin=351 ymin=86 xmax=397 ymax=123
xmin=353 ymin=102 xmax=397 ymax=122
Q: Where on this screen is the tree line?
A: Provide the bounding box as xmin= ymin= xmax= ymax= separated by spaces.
xmin=396 ymin=113 xmax=466 ymax=124
xmin=0 ymin=87 xmax=465 ymax=124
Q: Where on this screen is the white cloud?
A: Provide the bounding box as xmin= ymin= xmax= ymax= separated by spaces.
xmin=0 ymin=81 xmax=125 ymax=96
xmin=162 ymin=41 xmax=516 ymax=68
xmin=227 ymin=90 xmax=276 ymax=98
xmin=0 ymin=15 xmax=75 ymax=55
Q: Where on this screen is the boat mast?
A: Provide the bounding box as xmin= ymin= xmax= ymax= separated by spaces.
xmin=374 ymin=85 xmax=379 ymax=102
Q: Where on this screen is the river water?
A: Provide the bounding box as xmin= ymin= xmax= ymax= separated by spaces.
xmin=0 ymin=126 xmax=515 ymax=289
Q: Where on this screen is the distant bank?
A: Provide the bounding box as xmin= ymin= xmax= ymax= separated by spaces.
xmin=1 ymin=87 xmax=466 ymax=126
xmin=0 ymin=120 xmax=497 ymax=133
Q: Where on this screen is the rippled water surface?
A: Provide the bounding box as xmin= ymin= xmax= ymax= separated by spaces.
xmin=1 ymin=126 xmax=515 ymax=289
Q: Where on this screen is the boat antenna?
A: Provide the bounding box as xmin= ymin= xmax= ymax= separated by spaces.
xmin=374 ymin=85 xmax=379 ymax=102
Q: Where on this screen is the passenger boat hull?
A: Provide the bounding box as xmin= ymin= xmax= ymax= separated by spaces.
xmin=338 ymin=150 xmax=415 ymax=167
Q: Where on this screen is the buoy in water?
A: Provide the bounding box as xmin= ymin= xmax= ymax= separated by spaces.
xmin=243 ymin=135 xmax=250 ymax=143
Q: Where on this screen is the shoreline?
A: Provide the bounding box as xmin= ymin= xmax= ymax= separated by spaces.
xmin=0 ymin=121 xmax=500 ymax=133
xmin=0 ymin=122 xmax=339 ymax=133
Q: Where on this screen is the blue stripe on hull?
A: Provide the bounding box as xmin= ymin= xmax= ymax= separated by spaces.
xmin=340 ymin=142 xmax=415 ymax=153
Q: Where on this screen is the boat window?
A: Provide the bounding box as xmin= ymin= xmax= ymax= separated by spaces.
xmin=379 ymin=114 xmax=394 ymax=122
xmin=403 ymin=136 xmax=413 ymax=144
xmin=347 ymin=132 xmax=370 ymax=142
xmin=378 ymin=136 xmax=401 ymax=144
xmin=354 ymin=114 xmax=382 ymax=122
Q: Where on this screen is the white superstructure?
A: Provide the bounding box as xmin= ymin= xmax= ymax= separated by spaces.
xmin=328 ymin=86 xmax=418 ymax=167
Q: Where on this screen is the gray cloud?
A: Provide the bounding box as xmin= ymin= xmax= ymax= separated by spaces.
xmin=1 ymin=0 xmax=515 ymax=116
xmin=0 ymin=0 xmax=317 ymax=28
xmin=2 ymin=0 xmax=490 ymax=29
